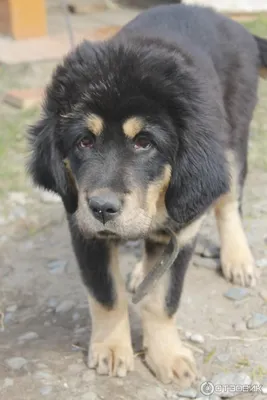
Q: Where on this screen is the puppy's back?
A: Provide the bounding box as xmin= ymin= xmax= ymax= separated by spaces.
xmin=119 ymin=4 xmax=259 ymax=78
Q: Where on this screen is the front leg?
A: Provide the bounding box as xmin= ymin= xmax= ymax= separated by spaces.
xmin=139 ymin=220 xmax=203 ymax=387
xmin=72 ymin=234 xmax=134 ymax=377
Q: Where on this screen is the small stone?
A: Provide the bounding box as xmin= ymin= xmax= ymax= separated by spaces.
xmin=256 ymin=258 xmax=267 ymax=268
xmin=232 ymin=321 xmax=247 ymax=332
xmin=37 ymin=363 xmax=49 ymax=369
xmin=224 ymin=287 xmax=250 ymax=301
xmin=185 ymin=331 xmax=192 ymax=340
xmin=6 ymin=304 xmax=18 ymax=313
xmin=211 ymin=372 xmax=251 ymax=398
xmin=21 ymin=240 xmax=34 ymax=251
xmin=4 ymin=312 xmax=14 ymax=324
xmin=195 ymin=239 xmax=220 ymax=259
xmin=81 ymin=393 xmax=99 ymax=400
xmin=193 ymin=256 xmax=220 ymax=270
xmin=247 ymin=313 xmax=267 ymax=329
xmin=74 ymin=326 xmax=87 ymax=335
xmin=39 ymin=190 xmax=61 ymax=204
xmin=3 ymin=378 xmax=14 ymax=388
xmin=68 ymin=363 xmax=85 ymax=374
xmin=34 ymin=371 xmax=54 ymax=381
xmin=216 ymin=353 xmax=230 ymax=363
xmin=40 ymin=386 xmax=53 ymax=396
xmin=55 ymin=300 xmax=75 ymax=313
xmin=165 ymin=391 xmax=177 ymax=399
xmin=262 ymin=387 xmax=267 ymax=394
xmin=5 ymin=357 xmax=27 ymax=370
xmin=47 ymin=260 xmax=67 ymax=274
xmin=11 ymin=205 xmax=27 ymax=219
xmin=264 ymin=234 xmax=267 ymax=245
xmin=178 ymin=388 xmax=198 ymax=398
xmin=9 ymin=191 xmax=27 ymax=205
xmin=190 ymin=333 xmax=205 ymax=344
xmin=18 ymin=331 xmax=39 ymax=342
xmin=44 ymin=321 xmax=51 ymax=327
xmin=72 ymin=312 xmax=80 ymax=322
xmin=47 ymin=298 xmax=58 ymax=309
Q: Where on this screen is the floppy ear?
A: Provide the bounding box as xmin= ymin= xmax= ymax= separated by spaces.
xmin=165 ymin=133 xmax=229 ymax=226
xmin=27 ymin=116 xmax=78 ymax=214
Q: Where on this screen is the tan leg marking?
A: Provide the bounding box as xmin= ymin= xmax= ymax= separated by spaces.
xmin=88 ymin=246 xmax=134 ymax=377
xmin=215 ymin=152 xmax=256 ymax=287
xmin=176 ymin=215 xmax=205 ymax=248
xmin=140 ymin=244 xmax=197 ymax=387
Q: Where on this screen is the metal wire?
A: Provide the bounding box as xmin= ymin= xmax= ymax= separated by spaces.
xmin=60 ymin=0 xmax=75 ymax=49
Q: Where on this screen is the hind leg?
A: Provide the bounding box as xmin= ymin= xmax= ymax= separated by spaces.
xmin=214 ymin=150 xmax=256 ymax=287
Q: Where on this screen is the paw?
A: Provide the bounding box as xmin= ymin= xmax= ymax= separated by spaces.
xmin=88 ymin=342 xmax=134 ymax=377
xmin=144 ymin=326 xmax=197 ymax=389
xmin=145 ymin=339 xmax=197 ymax=387
xmin=221 ymin=247 xmax=257 ymax=287
xmin=127 ymin=260 xmax=144 ymax=293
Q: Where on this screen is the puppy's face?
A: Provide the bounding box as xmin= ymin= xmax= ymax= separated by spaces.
xmin=63 ymin=111 xmax=173 ymax=239
xmin=28 ymin=38 xmax=229 ymax=238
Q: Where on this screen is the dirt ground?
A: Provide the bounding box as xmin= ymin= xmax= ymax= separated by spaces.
xmin=1 ymin=6 xmax=267 ymax=400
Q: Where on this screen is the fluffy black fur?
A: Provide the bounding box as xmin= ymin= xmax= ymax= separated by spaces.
xmin=28 ymin=5 xmax=267 ymax=315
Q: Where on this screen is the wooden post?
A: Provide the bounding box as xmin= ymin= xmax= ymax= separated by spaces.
xmin=0 ymin=0 xmax=47 ymax=39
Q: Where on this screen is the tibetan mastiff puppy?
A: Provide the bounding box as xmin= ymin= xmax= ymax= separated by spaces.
xmin=28 ymin=4 xmax=267 ymax=388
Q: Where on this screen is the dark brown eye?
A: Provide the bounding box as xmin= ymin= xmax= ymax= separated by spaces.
xmin=78 ymin=137 xmax=94 ymax=149
xmin=134 ymin=136 xmax=152 ymax=151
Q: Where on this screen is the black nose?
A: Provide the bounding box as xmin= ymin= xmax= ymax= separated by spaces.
xmin=88 ymin=192 xmax=122 ymax=224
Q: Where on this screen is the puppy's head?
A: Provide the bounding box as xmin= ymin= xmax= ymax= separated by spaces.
xmin=28 ymin=37 xmax=229 ymax=239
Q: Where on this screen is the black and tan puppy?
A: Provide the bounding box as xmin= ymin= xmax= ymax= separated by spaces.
xmin=28 ymin=4 xmax=267 ymax=388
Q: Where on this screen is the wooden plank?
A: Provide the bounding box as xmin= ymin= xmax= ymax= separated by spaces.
xmin=4 ymin=88 xmax=44 ymax=109
xmin=0 ymin=0 xmax=47 ymax=39
xmin=224 ymin=11 xmax=267 ymax=23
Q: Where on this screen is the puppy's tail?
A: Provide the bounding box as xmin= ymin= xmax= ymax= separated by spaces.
xmin=254 ymin=35 xmax=267 ymax=79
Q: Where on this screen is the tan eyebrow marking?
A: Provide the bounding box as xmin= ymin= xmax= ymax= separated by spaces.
xmin=87 ymin=114 xmax=104 ymax=136
xmin=122 ymin=117 xmax=144 ymax=138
